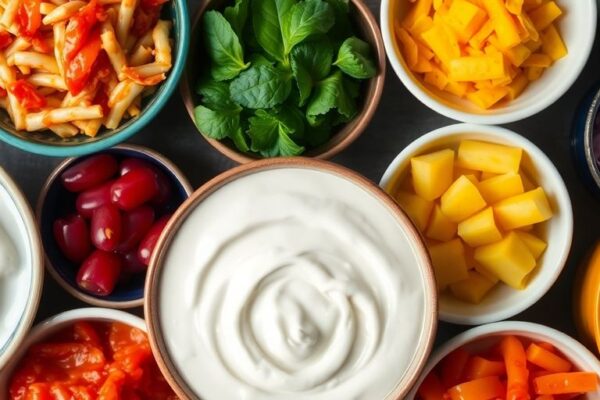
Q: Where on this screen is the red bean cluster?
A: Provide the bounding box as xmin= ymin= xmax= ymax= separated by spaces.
xmin=53 ymin=154 xmax=173 ymax=297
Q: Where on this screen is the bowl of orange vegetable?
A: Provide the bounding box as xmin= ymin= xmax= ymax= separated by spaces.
xmin=408 ymin=321 xmax=600 ymax=399
xmin=380 ymin=0 xmax=597 ymax=124
xmin=0 ymin=307 xmax=178 ymax=399
xmin=380 ymin=123 xmax=573 ymax=325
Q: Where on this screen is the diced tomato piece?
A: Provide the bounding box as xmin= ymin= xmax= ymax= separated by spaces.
xmin=93 ymin=86 xmax=110 ymax=116
xmin=31 ymin=33 xmax=52 ymax=54
xmin=24 ymin=383 xmax=53 ymax=400
xmin=97 ymin=368 xmax=126 ymax=400
xmin=16 ymin=0 xmax=42 ymax=37
xmin=8 ymin=80 xmax=46 ymax=110
xmin=64 ymin=0 xmax=100 ymax=62
xmin=66 ymin=29 xmax=102 ymax=95
xmin=0 ymin=87 xmax=7 ymax=97
xmin=28 ymin=343 xmax=106 ymax=372
xmin=132 ymin=6 xmax=161 ymax=37
xmin=113 ymin=343 xmax=152 ymax=382
xmin=0 ymin=30 xmax=14 ymax=50
xmin=108 ymin=323 xmax=147 ymax=355
xmin=73 ymin=322 xmax=102 ymax=348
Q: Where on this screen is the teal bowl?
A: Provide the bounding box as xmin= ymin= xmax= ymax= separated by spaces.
xmin=0 ymin=1 xmax=190 ymax=157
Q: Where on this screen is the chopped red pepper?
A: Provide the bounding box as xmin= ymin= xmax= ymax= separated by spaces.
xmin=31 ymin=33 xmax=52 ymax=54
xmin=0 ymin=30 xmax=14 ymax=50
xmin=16 ymin=0 xmax=42 ymax=38
xmin=8 ymin=80 xmax=46 ymax=110
xmin=132 ymin=5 xmax=161 ymax=37
xmin=93 ymin=85 xmax=111 ymax=116
xmin=64 ymin=0 xmax=101 ymax=62
xmin=66 ymin=29 xmax=102 ymax=95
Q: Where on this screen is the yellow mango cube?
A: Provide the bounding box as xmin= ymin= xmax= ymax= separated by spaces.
xmin=481 ymin=0 xmax=522 ymax=48
xmin=467 ymin=87 xmax=509 ymax=109
xmin=523 ymin=53 xmax=552 ymax=68
xmin=457 ymin=207 xmax=503 ymax=247
xmin=424 ymin=66 xmax=449 ymax=90
xmin=506 ymin=73 xmax=529 ymax=100
xmin=445 ymin=81 xmax=472 ymax=97
xmin=450 ymin=270 xmax=498 ymax=303
xmin=421 ymin=24 xmax=461 ymax=67
xmin=395 ymin=191 xmax=434 ymax=231
xmin=397 ymin=174 xmax=414 ymax=193
xmin=429 ymin=238 xmax=470 ymax=290
xmin=477 ymin=172 xmax=525 ymax=203
xmin=526 ymin=66 xmax=544 ymax=81
xmin=413 ymin=55 xmax=434 ymax=73
xmin=403 ymin=0 xmax=434 ymax=30
xmin=529 ymin=1 xmax=563 ymax=31
xmin=426 ymin=205 xmax=458 ymax=241
xmin=481 ymin=171 xmax=499 ymax=180
xmin=449 ymin=53 xmax=506 ymax=81
xmin=521 ymin=171 xmax=537 ymax=190
xmin=410 ymin=15 xmax=434 ymax=38
xmin=410 ymin=149 xmax=455 ymax=200
xmin=454 ymin=167 xmax=482 ymax=181
xmin=418 ymin=41 xmax=435 ymax=60
xmin=457 ymin=140 xmax=523 ymax=173
xmin=506 ymin=0 xmax=524 ymax=15
xmin=441 ymin=175 xmax=488 ymax=222
xmin=474 ymin=231 xmax=537 ymax=289
xmin=515 ymin=231 xmax=547 ymax=259
xmin=475 ymin=263 xmax=500 ymax=283
xmin=518 ymin=13 xmax=540 ymax=42
xmin=443 ymin=0 xmax=487 ymax=43
xmin=542 ymin=24 xmax=567 ymax=61
xmin=503 ymin=44 xmax=533 ymax=67
xmin=494 ymin=187 xmax=553 ymax=230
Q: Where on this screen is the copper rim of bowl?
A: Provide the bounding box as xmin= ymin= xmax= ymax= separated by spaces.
xmin=180 ymin=0 xmax=386 ymax=164
xmin=144 ymin=157 xmax=438 ymax=400
xmin=0 ymin=167 xmax=44 ymax=369
xmin=36 ymin=144 xmax=194 ymax=309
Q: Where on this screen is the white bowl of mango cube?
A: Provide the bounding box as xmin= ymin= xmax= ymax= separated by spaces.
xmin=380 ymin=0 xmax=597 ymax=124
xmin=380 ymin=123 xmax=573 ymax=325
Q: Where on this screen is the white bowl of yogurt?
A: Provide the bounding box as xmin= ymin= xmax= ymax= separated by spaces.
xmin=145 ymin=158 xmax=438 ymax=400
xmin=0 ymin=167 xmax=44 ymax=370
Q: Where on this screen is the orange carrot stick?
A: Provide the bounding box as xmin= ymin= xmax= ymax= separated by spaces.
xmin=446 ymin=376 xmax=505 ymax=400
xmin=500 ymin=335 xmax=530 ymax=400
xmin=441 ymin=348 xmax=471 ymax=388
xmin=526 ymin=343 xmax=572 ymax=373
xmin=464 ymin=356 xmax=506 ymax=380
xmin=417 ymin=371 xmax=445 ymax=400
xmin=533 ymin=372 xmax=598 ymax=395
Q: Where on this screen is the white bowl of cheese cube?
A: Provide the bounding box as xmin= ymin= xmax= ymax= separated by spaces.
xmin=380 ymin=123 xmax=573 ymax=325
xmin=380 ymin=0 xmax=597 ymax=124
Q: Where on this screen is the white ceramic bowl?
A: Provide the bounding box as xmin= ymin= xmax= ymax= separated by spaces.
xmin=407 ymin=321 xmax=600 ymax=399
xmin=380 ymin=0 xmax=597 ymax=124
xmin=0 ymin=167 xmax=44 ymax=370
xmin=380 ymin=124 xmax=573 ymax=325
xmin=0 ymin=308 xmax=145 ymax=387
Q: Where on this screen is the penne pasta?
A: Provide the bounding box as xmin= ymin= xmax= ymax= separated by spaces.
xmin=26 ymin=105 xmax=103 ymax=131
xmin=13 ymin=52 xmax=59 ymax=74
xmin=27 ymin=74 xmax=67 ymax=90
xmin=40 ymin=3 xmax=58 ymax=15
xmin=53 ymin=22 xmax=66 ymax=79
xmin=116 ymin=0 xmax=138 ymax=46
xmin=6 ymin=38 xmax=32 ymax=58
xmin=0 ymin=0 xmax=18 ymax=30
xmin=42 ymin=1 xmax=86 ymax=25
xmin=100 ymin=23 xmax=126 ymax=78
xmin=153 ymin=21 xmax=172 ymax=67
xmin=129 ymin=46 xmax=153 ymax=67
xmin=105 ymin=81 xmax=143 ymax=129
xmin=49 ymin=123 xmax=79 ymax=138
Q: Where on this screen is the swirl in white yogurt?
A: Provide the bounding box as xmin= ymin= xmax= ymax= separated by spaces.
xmin=0 ymin=224 xmax=16 ymax=278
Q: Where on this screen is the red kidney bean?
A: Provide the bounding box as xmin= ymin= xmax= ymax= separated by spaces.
xmin=137 ymin=215 xmax=171 ymax=266
xmin=110 ymin=167 xmax=159 ymax=211
xmin=119 ymin=158 xmax=173 ymax=206
xmin=90 ymin=204 xmax=122 ymax=252
xmin=60 ymin=154 xmax=118 ymax=192
xmin=116 ymin=206 xmax=155 ymax=252
xmin=121 ymin=249 xmax=147 ymax=274
xmin=53 ymin=214 xmax=92 ymax=263
xmin=75 ymin=180 xmax=114 ymax=218
xmin=119 ymin=158 xmax=154 ymax=176
xmin=77 ymin=250 xmax=122 ymax=296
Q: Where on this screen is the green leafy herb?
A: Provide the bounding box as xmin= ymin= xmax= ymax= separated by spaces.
xmin=224 ymin=0 xmax=249 ymax=37
xmin=333 ymin=37 xmax=376 ymax=79
xmin=230 ymin=64 xmax=292 ymax=109
xmin=194 ymin=105 xmax=241 ymax=140
xmin=203 ymin=11 xmax=250 ymax=81
xmin=248 ymin=109 xmax=305 ymax=156
xmin=290 ymin=39 xmax=333 ymax=106
xmin=325 ymin=0 xmax=351 ymax=40
xmin=281 ymin=0 xmax=335 ymax=55
xmin=307 ymin=70 xmax=357 ymax=123
xmin=251 ymin=0 xmax=294 ymax=62
xmin=196 ymin=80 xmax=237 ymax=110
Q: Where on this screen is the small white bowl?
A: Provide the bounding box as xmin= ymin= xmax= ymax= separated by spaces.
xmin=380 ymin=0 xmax=597 ymax=124
xmin=380 ymin=124 xmax=573 ymax=325
xmin=0 ymin=167 xmax=44 ymax=370
xmin=407 ymin=321 xmax=600 ymax=399
xmin=0 ymin=308 xmax=145 ymax=386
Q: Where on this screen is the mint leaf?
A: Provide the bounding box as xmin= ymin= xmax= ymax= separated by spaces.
xmin=248 ymin=53 xmax=273 ymax=67
xmin=194 ymin=105 xmax=241 ymax=140
xmin=333 ymin=37 xmax=376 ymax=79
xmin=325 ymin=0 xmax=351 ymax=40
xmin=248 ymin=108 xmax=305 ymax=156
xmin=290 ymin=39 xmax=333 ymax=106
xmin=281 ymin=0 xmax=335 ymax=54
xmin=251 ymin=0 xmax=294 ymax=62
xmin=203 ymin=11 xmax=250 ymax=81
xmin=230 ymin=126 xmax=250 ymax=152
xmin=230 ymin=64 xmax=292 ymax=109
xmin=307 ymin=70 xmax=357 ymax=123
xmin=224 ymin=0 xmax=249 ymax=37
xmin=196 ymin=80 xmax=237 ymax=110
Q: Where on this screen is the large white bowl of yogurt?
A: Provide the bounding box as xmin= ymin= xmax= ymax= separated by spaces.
xmin=0 ymin=167 xmax=43 ymax=370
xmin=145 ymin=158 xmax=438 ymax=400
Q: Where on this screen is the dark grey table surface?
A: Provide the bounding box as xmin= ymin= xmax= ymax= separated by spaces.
xmin=0 ymin=0 xmax=599 ymax=349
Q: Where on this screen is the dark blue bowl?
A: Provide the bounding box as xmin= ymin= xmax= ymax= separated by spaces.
xmin=37 ymin=145 xmax=192 ymax=308
xmin=571 ymin=84 xmax=600 ymax=198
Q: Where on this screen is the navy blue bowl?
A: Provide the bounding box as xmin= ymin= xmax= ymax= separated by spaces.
xmin=571 ymin=84 xmax=600 ymax=198
xmin=37 ymin=145 xmax=192 ymax=308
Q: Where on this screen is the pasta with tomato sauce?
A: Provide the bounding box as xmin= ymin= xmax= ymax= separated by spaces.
xmin=0 ymin=0 xmax=172 ymax=138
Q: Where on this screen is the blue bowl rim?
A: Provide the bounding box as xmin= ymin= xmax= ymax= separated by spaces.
xmin=36 ymin=144 xmax=194 ymax=309
xmin=582 ymin=87 xmax=600 ymax=188
xmin=0 ymin=0 xmax=191 ymax=158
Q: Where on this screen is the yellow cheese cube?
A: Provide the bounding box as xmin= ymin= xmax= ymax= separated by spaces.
xmin=506 ymin=73 xmax=529 ymax=100
xmin=515 ymin=231 xmax=547 ymax=259
xmin=525 ymin=66 xmax=544 ymax=81
xmin=449 ymin=53 xmax=507 ymax=81
xmin=458 ymin=207 xmax=503 ymax=246
xmin=429 ymin=238 xmax=470 ymax=290
xmin=403 ymin=0 xmax=434 ymax=30
xmin=443 ymin=0 xmax=487 ymax=43
xmin=424 ymin=66 xmax=449 ymax=90
xmin=542 ymin=24 xmax=567 ymax=61
xmin=506 ymin=0 xmax=524 ymax=15
xmin=474 ymin=231 xmax=537 ymax=289
xmin=457 ymin=140 xmax=523 ymax=173
xmin=453 ymin=167 xmax=482 ymax=181
xmin=394 ymin=191 xmax=434 ymax=232
xmin=481 ymin=0 xmax=522 ymax=48
xmin=467 ymin=87 xmax=509 ymax=109
xmin=421 ymin=24 xmax=461 ymax=67
xmin=445 ymin=81 xmax=472 ymax=97
xmin=426 ymin=205 xmax=458 ymax=241
xmin=523 ymin=53 xmax=552 ymax=68
xmin=411 ymin=149 xmax=455 ymax=200
xmin=396 ymin=26 xmax=419 ymax=69
xmin=441 ymin=175 xmax=488 ymax=222
xmin=493 ymin=187 xmax=553 ymax=230
xmin=529 ymin=1 xmax=563 ymax=31
xmin=469 ymin=19 xmax=495 ymax=49
xmin=477 ymin=172 xmax=525 ymax=203
xmin=450 ymin=270 xmax=498 ymax=303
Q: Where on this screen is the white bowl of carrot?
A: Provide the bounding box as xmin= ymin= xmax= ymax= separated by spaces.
xmin=408 ymin=321 xmax=600 ymax=399
xmin=380 ymin=0 xmax=597 ymax=124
